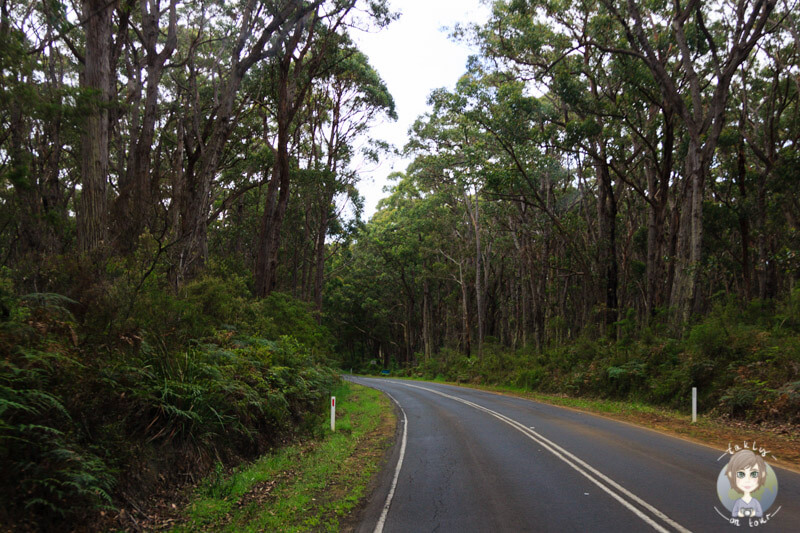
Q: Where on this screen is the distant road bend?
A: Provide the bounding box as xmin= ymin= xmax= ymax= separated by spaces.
xmin=349 ymin=377 xmax=800 ymax=533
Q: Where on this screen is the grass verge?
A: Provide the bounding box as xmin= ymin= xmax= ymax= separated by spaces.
xmin=384 ymin=375 xmax=800 ymax=473
xmin=169 ymin=379 xmax=395 ymax=532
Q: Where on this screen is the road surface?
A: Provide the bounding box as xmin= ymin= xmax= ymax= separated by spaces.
xmin=349 ymin=377 xmax=800 ymax=532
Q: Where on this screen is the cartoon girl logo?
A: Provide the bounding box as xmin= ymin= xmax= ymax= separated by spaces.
xmin=716 ymin=448 xmax=779 ymax=525
xmin=726 ymin=450 xmax=767 ymax=517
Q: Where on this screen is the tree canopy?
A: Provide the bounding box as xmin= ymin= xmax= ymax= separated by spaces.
xmin=327 ymin=0 xmax=800 ymax=365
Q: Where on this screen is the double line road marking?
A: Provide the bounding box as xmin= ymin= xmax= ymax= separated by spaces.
xmin=382 ymin=381 xmax=691 ymax=533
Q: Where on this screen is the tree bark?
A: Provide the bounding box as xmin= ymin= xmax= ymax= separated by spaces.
xmin=254 ymin=17 xmax=317 ymax=297
xmin=640 ymin=104 xmax=674 ymax=318
xmin=736 ymin=121 xmax=752 ymax=300
xmin=254 ymin=75 xmax=291 ymax=296
xmin=114 ymin=0 xmax=177 ymax=252
xmin=176 ymin=0 xmax=319 ymax=283
xmin=463 ymin=189 xmax=485 ymax=357
xmin=595 ymin=150 xmax=618 ymax=328
xmin=77 ymin=0 xmax=113 ymax=253
xmin=313 ymin=208 xmax=329 ymax=312
xmin=423 ymin=277 xmax=432 ymax=360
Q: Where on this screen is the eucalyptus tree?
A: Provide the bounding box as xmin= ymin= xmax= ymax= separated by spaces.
xmin=298 ymin=41 xmax=395 ymax=310
xmin=167 ymin=0 xmax=325 ymax=283
xmin=112 ymin=0 xmax=178 ymax=253
xmin=371 ymin=178 xmax=431 ymax=362
xmin=253 ymin=0 xmax=394 ymax=297
xmin=73 ymin=0 xmax=115 ymax=252
xmin=323 ymin=203 xmax=407 ymax=366
xmin=433 ymin=64 xmax=598 ymax=346
xmin=473 ymin=0 xmax=682 ymax=329
xmin=475 ymin=0 xmax=785 ymax=322
xmin=463 ymin=9 xmax=630 ymax=328
xmin=406 ymin=84 xmax=497 ymax=357
xmin=1 ymin=1 xmax=79 ymax=274
xmin=598 ymin=0 xmax=779 ymax=319
xmin=325 ymin=174 xmax=433 ymax=363
xmin=721 ymin=17 xmax=800 ymax=298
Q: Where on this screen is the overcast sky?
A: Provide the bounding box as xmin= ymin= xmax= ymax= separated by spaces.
xmin=350 ymin=0 xmax=491 ymax=219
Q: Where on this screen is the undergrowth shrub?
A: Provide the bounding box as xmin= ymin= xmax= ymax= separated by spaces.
xmin=514 ymin=367 xmax=546 ymax=390
xmin=1 ymin=292 xmax=114 ymax=526
xmin=1 ymin=270 xmax=337 ymax=530
xmin=400 ymin=295 xmax=800 ymax=423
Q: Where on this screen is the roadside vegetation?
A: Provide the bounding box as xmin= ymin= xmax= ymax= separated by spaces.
xmin=380 ymin=295 xmax=800 ymax=426
xmin=1 ymin=1 xmax=396 ymax=530
xmin=353 ymin=291 xmax=800 ymax=470
xmin=4 ymin=0 xmax=800 ymax=529
xmin=171 ymin=381 xmax=393 ymax=532
xmin=326 ymin=0 xmax=800 ymax=449
xmin=0 ymin=270 xmax=338 ymax=530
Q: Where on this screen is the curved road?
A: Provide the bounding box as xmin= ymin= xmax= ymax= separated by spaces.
xmin=349 ymin=377 xmax=800 ymax=532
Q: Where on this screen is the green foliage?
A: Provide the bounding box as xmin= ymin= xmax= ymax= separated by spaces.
xmin=0 ymin=271 xmax=337 ymax=528
xmin=719 ymin=385 xmax=762 ymax=418
xmin=398 ymin=295 xmax=800 ymax=423
xmin=178 ymin=382 xmax=390 ymax=532
xmin=252 ymin=292 xmax=334 ymax=355
xmin=514 ymin=367 xmax=547 ymax=390
xmin=687 ymin=318 xmax=733 ymax=361
xmin=1 ymin=290 xmax=114 ymax=523
xmin=201 ymin=461 xmax=237 ymax=500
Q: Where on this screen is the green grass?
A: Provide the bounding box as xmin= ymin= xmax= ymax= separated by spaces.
xmin=382 ymin=374 xmax=677 ymax=418
xmin=499 ymin=386 xmax=677 ymax=416
xmin=171 ymin=380 xmax=393 ymax=532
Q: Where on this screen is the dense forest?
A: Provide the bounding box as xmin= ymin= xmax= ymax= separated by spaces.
xmin=2 ymin=0 xmax=800 ymax=529
xmin=327 ymin=0 xmax=800 ymax=425
xmin=0 ymin=0 xmax=394 ymax=528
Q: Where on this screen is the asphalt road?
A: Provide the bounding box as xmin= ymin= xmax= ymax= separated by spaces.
xmin=349 ymin=377 xmax=800 ymax=533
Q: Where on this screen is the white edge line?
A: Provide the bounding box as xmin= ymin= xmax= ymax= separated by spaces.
xmin=374 ymin=390 xmax=408 ymax=533
xmin=402 ymin=382 xmax=691 ymax=533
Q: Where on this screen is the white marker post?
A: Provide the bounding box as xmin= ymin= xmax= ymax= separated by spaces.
xmin=331 ymin=396 xmax=336 ymax=432
xmin=692 ymin=387 xmax=697 ymax=423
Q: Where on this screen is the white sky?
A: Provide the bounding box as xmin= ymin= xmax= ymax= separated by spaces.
xmin=350 ymin=0 xmax=490 ymax=219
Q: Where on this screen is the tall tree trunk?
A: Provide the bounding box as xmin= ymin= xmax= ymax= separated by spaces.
xmin=405 ymin=300 xmax=414 ymax=364
xmin=175 ymin=1 xmax=317 ymax=283
xmin=254 ymin=88 xmax=291 ymax=296
xmin=520 ymin=262 xmax=528 ymax=348
xmin=644 ymin=105 xmax=674 ymax=317
xmin=595 ymin=153 xmax=618 ymax=328
xmin=175 ymin=136 xmax=210 ymax=282
xmin=457 ymin=261 xmax=472 ymax=356
xmin=613 ymin=0 xmax=777 ymax=322
xmin=670 ymin=139 xmax=704 ymax=321
xmin=313 ymin=208 xmax=330 ymax=313
xmin=312 ymin=93 xmax=342 ymax=312
xmin=665 ymin=188 xmax=682 ymax=311
xmin=254 ymin=19 xmax=314 ymax=297
xmin=464 ymin=189 xmax=485 ymax=357
xmin=645 ymin=166 xmax=668 ymax=317
xmin=756 ymin=175 xmax=770 ymax=299
xmin=688 ymin=142 xmax=706 ymax=317
xmin=736 ymin=123 xmax=752 ymax=300
xmin=423 ymin=277 xmax=432 ymax=360
xmin=77 ymin=0 xmax=113 ymax=253
xmin=114 ymin=0 xmax=177 ymax=252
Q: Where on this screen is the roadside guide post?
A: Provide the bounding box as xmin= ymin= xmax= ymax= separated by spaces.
xmin=692 ymin=387 xmax=697 ymax=423
xmin=331 ymin=396 xmax=336 ymax=431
